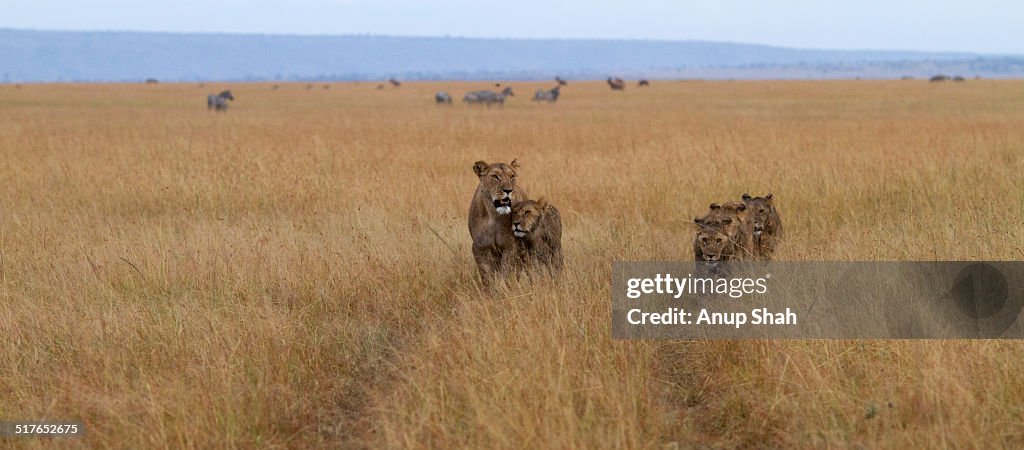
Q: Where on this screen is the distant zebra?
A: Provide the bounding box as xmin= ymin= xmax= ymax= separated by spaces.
xmin=555 ymin=76 xmax=568 ymax=86
xmin=389 ymin=78 xmax=401 ymax=87
xmin=533 ymin=86 xmax=560 ymax=103
xmin=638 ymin=79 xmax=650 ymax=87
xmin=435 ymin=91 xmax=453 ymax=104
xmin=463 ymin=90 xmax=489 ymax=104
xmin=207 ymin=90 xmax=234 ymax=111
xmin=607 ymin=77 xmax=626 ymax=90
xmin=464 ymin=87 xmax=514 ymax=107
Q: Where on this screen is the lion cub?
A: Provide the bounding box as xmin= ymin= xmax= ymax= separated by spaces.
xmin=741 ymin=193 xmax=783 ymax=260
xmin=693 ymin=201 xmax=755 ymax=262
xmin=511 ymin=198 xmax=564 ymax=273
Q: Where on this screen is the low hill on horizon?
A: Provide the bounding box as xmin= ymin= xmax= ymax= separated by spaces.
xmin=3 ymin=28 xmax=1024 ymax=82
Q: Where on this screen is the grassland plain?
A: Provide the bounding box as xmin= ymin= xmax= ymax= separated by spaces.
xmin=0 ymin=79 xmax=1022 ymax=449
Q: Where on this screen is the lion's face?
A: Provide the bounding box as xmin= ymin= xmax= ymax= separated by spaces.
xmin=512 ymin=199 xmax=546 ymax=238
xmin=742 ymin=194 xmax=774 ymax=236
xmin=473 ymin=159 xmax=520 ymax=215
xmin=695 ymin=228 xmax=732 ymax=265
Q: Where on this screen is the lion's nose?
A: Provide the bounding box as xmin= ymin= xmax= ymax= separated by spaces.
xmin=502 ymin=188 xmax=513 ymax=194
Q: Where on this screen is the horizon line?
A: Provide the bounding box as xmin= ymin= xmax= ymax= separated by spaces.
xmin=1 ymin=26 xmax=1011 ymax=58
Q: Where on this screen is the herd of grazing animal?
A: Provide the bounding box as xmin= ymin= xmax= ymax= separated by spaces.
xmin=466 ymin=158 xmax=784 ymax=285
xmin=202 ymin=75 xmax=659 ymax=112
xmin=199 ymin=74 xmax=966 ymax=114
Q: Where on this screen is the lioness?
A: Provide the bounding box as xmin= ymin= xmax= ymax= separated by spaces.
xmin=693 ymin=226 xmax=736 ymax=270
xmin=511 ymin=198 xmax=563 ymax=273
xmin=693 ymin=202 xmax=755 ymax=261
xmin=468 ymin=159 xmax=528 ymax=284
xmin=742 ymin=193 xmax=783 ymax=260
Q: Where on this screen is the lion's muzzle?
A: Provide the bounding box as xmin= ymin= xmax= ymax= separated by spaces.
xmin=493 ymin=193 xmax=512 ymax=215
xmin=701 ymin=254 xmax=722 ymax=264
xmin=513 ymin=223 xmax=527 ymax=238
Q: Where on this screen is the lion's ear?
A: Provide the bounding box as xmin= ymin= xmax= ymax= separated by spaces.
xmin=765 ymin=193 xmax=773 ymax=203
xmin=742 ymin=193 xmax=752 ymax=201
xmin=536 ymin=197 xmax=548 ymax=210
xmin=510 ymin=159 xmax=520 ymax=169
xmin=709 ymin=203 xmax=721 ymax=210
xmin=473 ymin=161 xmax=490 ymax=177
xmin=694 ymin=217 xmax=704 ymax=225
xmin=736 ymin=203 xmax=747 ymax=212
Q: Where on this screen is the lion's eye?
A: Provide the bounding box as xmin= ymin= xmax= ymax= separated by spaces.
xmin=492 ymin=175 xmax=500 ymax=180
xmin=510 ymin=175 xmax=516 ymax=181
xmin=716 ymin=238 xmax=723 ymax=244
xmin=701 ymin=237 xmax=708 ymax=244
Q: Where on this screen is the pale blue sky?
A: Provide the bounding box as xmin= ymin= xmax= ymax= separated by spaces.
xmin=3 ymin=0 xmax=1020 ymax=54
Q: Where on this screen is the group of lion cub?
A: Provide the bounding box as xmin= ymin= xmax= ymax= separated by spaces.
xmin=467 ymin=159 xmax=783 ymax=284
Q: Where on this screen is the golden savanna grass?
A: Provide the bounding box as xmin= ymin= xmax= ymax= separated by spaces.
xmin=1 ymin=79 xmax=1023 ymax=448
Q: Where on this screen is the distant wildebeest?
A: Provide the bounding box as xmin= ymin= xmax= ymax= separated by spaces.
xmin=900 ymin=76 xmax=914 ymax=80
xmin=555 ymin=76 xmax=568 ymax=86
xmin=323 ymin=84 xmax=330 ymax=90
xmin=206 ymin=90 xmax=234 ymax=111
xmin=930 ymin=74 xmax=951 ymax=82
xmin=638 ymin=79 xmax=650 ymax=87
xmin=389 ymin=78 xmax=401 ymax=87
xmin=607 ymin=77 xmax=626 ymax=90
xmin=435 ymin=91 xmax=453 ymax=104
xmin=376 ymin=84 xmax=385 ymax=90
xmin=306 ymin=84 xmax=313 ymax=90
xmin=953 ymin=76 xmax=966 ymax=82
xmin=145 ymin=78 xmax=159 ymax=84
xmin=532 ymin=86 xmax=560 ymax=103
xmin=272 ymin=84 xmax=280 ymax=90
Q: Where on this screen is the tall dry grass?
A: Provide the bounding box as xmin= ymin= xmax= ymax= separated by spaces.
xmin=0 ymin=80 xmax=1022 ymax=448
